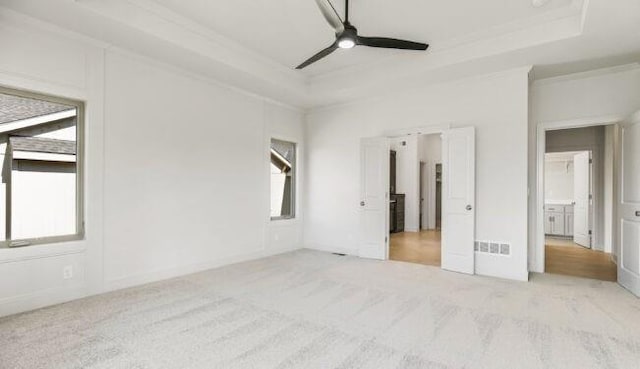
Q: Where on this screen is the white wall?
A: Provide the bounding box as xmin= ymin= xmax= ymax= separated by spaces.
xmin=0 ymin=12 xmax=304 ymax=316
xmin=419 ymin=134 xmax=442 ymax=230
xmin=529 ymin=65 xmax=640 ymax=270
xmin=103 ymin=51 xmax=304 ymax=288
xmin=305 ymin=67 xmax=530 ymax=281
xmin=544 ymin=158 xmax=574 ymax=203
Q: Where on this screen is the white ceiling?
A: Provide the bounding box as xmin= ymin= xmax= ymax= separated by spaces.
xmin=0 ymin=0 xmax=639 ymax=108
xmin=149 ymin=0 xmax=575 ymax=75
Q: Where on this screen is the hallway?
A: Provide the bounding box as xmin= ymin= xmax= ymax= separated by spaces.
xmin=545 ymin=237 xmax=617 ymax=282
xmin=390 ymin=230 xmax=441 ymax=266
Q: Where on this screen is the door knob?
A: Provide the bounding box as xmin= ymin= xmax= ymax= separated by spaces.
xmin=466 ymin=205 xmax=473 ymax=211
xmin=360 ymin=201 xmax=365 ymax=207
xmin=636 ymin=211 xmax=640 ymax=217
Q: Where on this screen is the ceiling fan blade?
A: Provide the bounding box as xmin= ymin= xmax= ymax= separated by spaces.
xmin=357 ymin=36 xmax=429 ymax=51
xmin=314 ymin=0 xmax=345 ymax=34
xmin=296 ymin=44 xmax=338 ymax=69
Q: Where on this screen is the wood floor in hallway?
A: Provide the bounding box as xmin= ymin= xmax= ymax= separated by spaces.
xmin=545 ymin=238 xmax=617 ymax=282
xmin=390 ymin=230 xmax=441 ymax=266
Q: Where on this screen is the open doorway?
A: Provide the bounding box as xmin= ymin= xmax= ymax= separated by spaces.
xmin=359 ymin=126 xmax=475 ymax=274
xmin=389 ymin=133 xmax=442 ymax=266
xmin=542 ymin=126 xmax=617 ymax=281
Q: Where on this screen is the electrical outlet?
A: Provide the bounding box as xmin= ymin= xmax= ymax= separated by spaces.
xmin=63 ymin=265 xmax=73 ymax=280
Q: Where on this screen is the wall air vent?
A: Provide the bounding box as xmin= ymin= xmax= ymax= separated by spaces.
xmin=475 ymin=241 xmax=511 ymax=256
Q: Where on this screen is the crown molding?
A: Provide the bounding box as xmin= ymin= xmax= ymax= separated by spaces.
xmin=6 ymin=0 xmax=639 ymax=111
xmin=307 ymin=0 xmax=586 ymax=88
xmin=74 ymin=0 xmax=308 ymax=98
xmin=533 ymin=63 xmax=640 ymax=86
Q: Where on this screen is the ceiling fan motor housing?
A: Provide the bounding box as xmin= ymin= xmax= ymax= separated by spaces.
xmin=337 ymin=24 xmax=358 ymax=48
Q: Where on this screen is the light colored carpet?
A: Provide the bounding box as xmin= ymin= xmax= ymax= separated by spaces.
xmin=1 ymin=250 xmax=639 ymax=369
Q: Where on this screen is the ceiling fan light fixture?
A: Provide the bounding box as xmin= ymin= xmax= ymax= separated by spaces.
xmin=338 ymin=38 xmax=356 ymax=49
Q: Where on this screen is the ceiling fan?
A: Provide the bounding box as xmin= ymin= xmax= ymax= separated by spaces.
xmin=296 ymin=0 xmax=429 ymax=69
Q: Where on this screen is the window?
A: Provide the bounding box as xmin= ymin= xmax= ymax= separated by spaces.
xmin=0 ymin=87 xmax=84 ymax=247
xmin=270 ymin=138 xmax=296 ymax=220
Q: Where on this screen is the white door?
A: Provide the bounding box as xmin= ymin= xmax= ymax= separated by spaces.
xmin=573 ymin=151 xmax=592 ymax=248
xmin=618 ymin=114 xmax=640 ymax=297
xmin=441 ymin=127 xmax=475 ymax=274
xmin=359 ymin=137 xmax=390 ymax=260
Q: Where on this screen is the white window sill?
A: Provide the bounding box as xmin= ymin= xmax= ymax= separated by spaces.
xmin=269 ymin=218 xmax=300 ymax=227
xmin=0 ymin=240 xmax=86 ymax=264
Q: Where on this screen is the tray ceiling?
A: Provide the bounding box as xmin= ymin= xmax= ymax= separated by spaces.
xmin=150 ymin=0 xmax=578 ymax=75
xmin=1 ymin=0 xmax=639 ymax=107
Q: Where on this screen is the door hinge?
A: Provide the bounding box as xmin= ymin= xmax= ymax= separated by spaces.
xmin=588 ymin=230 xmax=592 ymax=235
xmin=385 ymin=236 xmax=388 ymax=243
xmin=589 ymin=159 xmax=593 ymax=164
xmin=589 ymin=194 xmax=593 ymax=200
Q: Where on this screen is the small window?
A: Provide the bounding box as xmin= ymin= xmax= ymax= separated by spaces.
xmin=0 ymin=87 xmax=84 ymax=247
xmin=270 ymin=139 xmax=296 ymax=220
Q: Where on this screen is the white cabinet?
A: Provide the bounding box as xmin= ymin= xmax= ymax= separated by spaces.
xmin=564 ymin=213 xmax=573 ymax=236
xmin=546 ymin=211 xmax=565 ymax=235
xmin=544 ymin=213 xmax=553 ymax=234
xmin=544 ymin=204 xmax=574 ymax=236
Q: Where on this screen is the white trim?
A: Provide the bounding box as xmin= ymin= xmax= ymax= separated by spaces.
xmin=0 ymin=241 xmax=86 ymax=264
xmin=118 ymin=0 xmax=301 ymax=79
xmin=304 ymin=242 xmax=355 ymax=257
xmin=0 ymin=283 xmax=87 ymax=318
xmin=533 ymin=115 xmax=623 ymax=273
xmin=0 ymin=6 xmax=109 ymax=49
xmin=74 ymin=0 xmax=306 ymax=103
xmin=105 ymin=245 xmax=300 ymax=292
xmin=311 ymin=67 xmax=533 ymax=112
xmin=106 ymin=47 xmax=305 ymax=112
xmin=533 ymin=63 xmax=640 ymax=86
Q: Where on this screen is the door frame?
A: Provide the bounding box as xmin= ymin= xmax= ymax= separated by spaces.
xmin=381 ymin=123 xmax=450 ymax=262
xmin=534 ymin=115 xmax=622 ymax=273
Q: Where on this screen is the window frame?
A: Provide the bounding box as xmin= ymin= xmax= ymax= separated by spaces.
xmin=0 ymin=85 xmax=85 ymax=248
xmin=270 ymin=137 xmax=297 ymax=221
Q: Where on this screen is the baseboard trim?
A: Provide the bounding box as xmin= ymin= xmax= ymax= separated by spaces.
xmin=476 ymin=270 xmax=530 ymax=282
xmin=0 ymin=246 xmax=302 ymax=318
xmin=105 ymin=246 xmax=301 ymax=292
xmin=304 ymin=243 xmax=357 ymax=256
xmin=617 ymin=267 xmax=640 ymax=296
xmin=0 ymin=283 xmax=87 ymax=318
